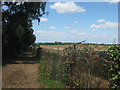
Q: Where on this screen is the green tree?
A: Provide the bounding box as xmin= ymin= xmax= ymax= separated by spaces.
xmin=15 ymin=24 xmax=25 ymax=53
xmin=2 ymin=2 xmax=46 ymax=59
xmin=23 ymin=27 xmax=36 ymax=51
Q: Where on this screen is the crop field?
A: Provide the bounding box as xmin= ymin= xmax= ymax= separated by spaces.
xmin=36 ymin=44 xmax=115 ymax=88
xmin=40 ymin=44 xmax=111 ymax=51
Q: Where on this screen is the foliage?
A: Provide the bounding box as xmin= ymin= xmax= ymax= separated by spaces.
xmin=63 ymin=45 xmax=80 ymax=88
xmin=63 ymin=45 xmax=110 ymax=88
xmin=107 ymin=45 xmax=120 ymax=89
xmin=2 ymin=2 xmax=46 ymax=59
xmin=36 ymin=44 xmax=110 ymax=88
xmin=38 ymin=42 xmax=73 ymax=45
xmin=38 ymin=50 xmax=65 ymax=88
xmin=37 ymin=42 xmax=117 ymax=46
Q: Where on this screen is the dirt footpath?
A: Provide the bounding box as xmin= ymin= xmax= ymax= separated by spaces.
xmin=2 ymin=63 xmax=39 ymax=88
xmin=2 ymin=51 xmax=40 ymax=88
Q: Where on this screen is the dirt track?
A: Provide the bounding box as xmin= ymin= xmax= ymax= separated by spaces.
xmin=2 ymin=64 xmax=39 ymax=88
xmin=2 ymin=52 xmax=40 ymax=88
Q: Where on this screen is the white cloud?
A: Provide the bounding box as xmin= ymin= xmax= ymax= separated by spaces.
xmin=36 ymin=30 xmax=87 ymax=36
xmin=69 ymin=29 xmax=87 ymax=36
xmin=40 ymin=17 xmax=48 ymax=22
xmin=101 ymin=34 xmax=107 ymax=37
xmin=78 ymin=32 xmax=87 ymax=36
xmin=97 ymin=19 xmax=106 ymax=23
xmin=64 ymin=26 xmax=70 ymax=29
xmin=34 ymin=29 xmax=118 ymax=44
xmin=105 ymin=0 xmax=120 ymax=3
xmin=49 ymin=26 xmax=56 ymax=29
xmin=37 ymin=31 xmax=47 ymax=34
xmin=90 ymin=21 xmax=118 ymax=29
xmin=34 ymin=29 xmax=89 ymax=42
xmin=37 ymin=30 xmax=65 ymax=34
xmin=50 ymin=2 xmax=86 ymax=14
xmin=69 ymin=29 xmax=78 ymax=33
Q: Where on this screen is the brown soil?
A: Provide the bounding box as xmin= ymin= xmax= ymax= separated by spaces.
xmin=2 ymin=52 xmax=40 ymax=88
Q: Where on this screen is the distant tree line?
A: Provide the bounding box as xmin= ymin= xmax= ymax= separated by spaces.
xmin=2 ymin=2 xmax=46 ymax=59
xmin=35 ymin=42 xmax=117 ymax=46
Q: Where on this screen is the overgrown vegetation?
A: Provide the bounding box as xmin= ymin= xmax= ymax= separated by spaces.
xmin=38 ymin=49 xmax=65 ymax=88
xmin=107 ymin=45 xmax=120 ymax=89
xmin=63 ymin=45 xmax=110 ymax=88
xmin=38 ymin=45 xmax=111 ymax=88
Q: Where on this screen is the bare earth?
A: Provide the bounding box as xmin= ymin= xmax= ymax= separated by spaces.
xmin=2 ymin=64 xmax=39 ymax=88
xmin=2 ymin=52 xmax=40 ymax=88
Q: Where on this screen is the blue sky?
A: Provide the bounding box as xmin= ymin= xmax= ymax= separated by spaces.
xmin=32 ymin=2 xmax=118 ymax=44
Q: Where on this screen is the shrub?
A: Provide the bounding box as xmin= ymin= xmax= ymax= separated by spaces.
xmin=107 ymin=45 xmax=120 ymax=89
xmin=64 ymin=45 xmax=110 ymax=88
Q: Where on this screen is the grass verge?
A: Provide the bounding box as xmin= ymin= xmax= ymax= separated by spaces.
xmin=38 ymin=58 xmax=65 ymax=88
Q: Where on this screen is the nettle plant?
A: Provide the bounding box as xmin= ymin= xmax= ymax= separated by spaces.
xmin=107 ymin=45 xmax=120 ymax=89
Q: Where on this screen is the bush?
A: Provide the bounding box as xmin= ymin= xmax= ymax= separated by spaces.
xmin=38 ymin=45 xmax=110 ymax=88
xmin=63 ymin=45 xmax=110 ymax=88
xmin=107 ymin=45 xmax=120 ymax=89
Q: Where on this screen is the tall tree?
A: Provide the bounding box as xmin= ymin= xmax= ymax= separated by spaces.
xmin=2 ymin=2 xmax=46 ymax=59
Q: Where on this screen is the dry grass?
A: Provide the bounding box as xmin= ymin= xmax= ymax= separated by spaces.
xmin=40 ymin=45 xmax=111 ymax=51
xmin=39 ymin=45 xmax=110 ymax=88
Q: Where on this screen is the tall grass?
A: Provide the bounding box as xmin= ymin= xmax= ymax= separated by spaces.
xmin=37 ymin=45 xmax=110 ymax=88
xmin=38 ymin=49 xmax=65 ymax=88
xmin=63 ymin=46 xmax=110 ymax=88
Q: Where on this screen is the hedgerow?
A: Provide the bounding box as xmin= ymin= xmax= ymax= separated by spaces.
xmin=107 ymin=45 xmax=120 ymax=89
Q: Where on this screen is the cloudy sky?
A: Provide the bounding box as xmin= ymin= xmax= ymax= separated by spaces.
xmin=32 ymin=2 xmax=118 ymax=44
